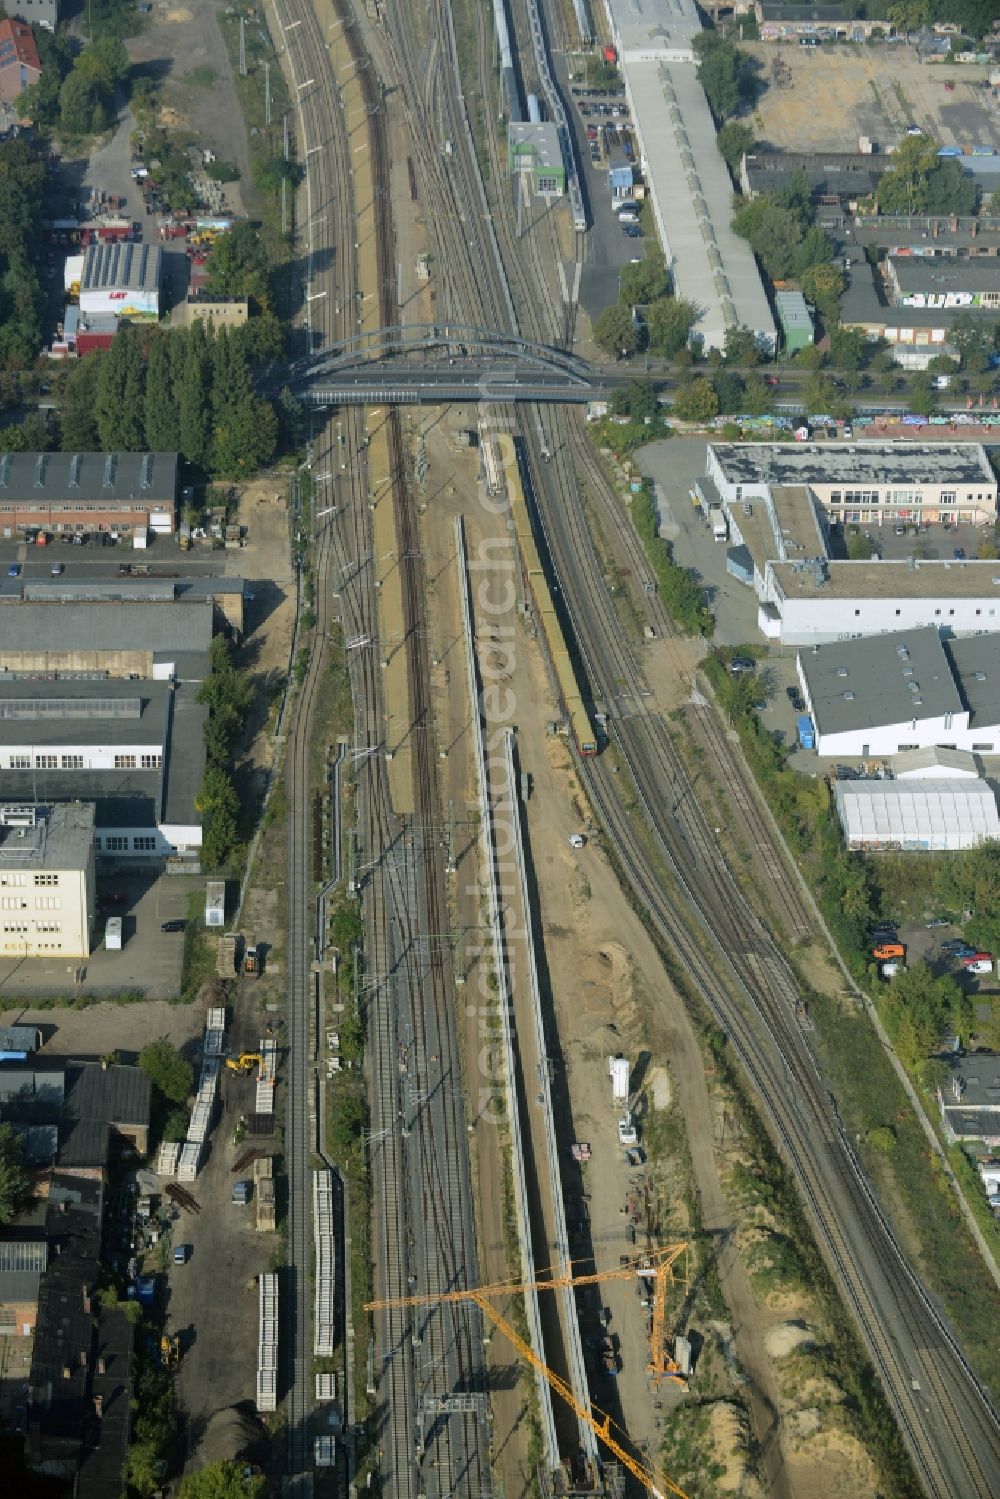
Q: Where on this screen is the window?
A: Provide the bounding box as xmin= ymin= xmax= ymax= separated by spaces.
xmin=60 ymin=754 xmax=84 ymax=769
xmin=9 ymin=755 xmax=29 ymax=769
xmin=132 ymin=836 xmax=156 ymax=852
xmin=105 ymin=836 xmax=128 ymax=852
xmin=0 ymin=874 xmax=25 ymax=887
xmin=895 ymin=609 xmax=901 ymax=616
xmin=114 ymin=754 xmax=137 ymax=770
xmin=830 ymin=491 xmax=842 ymax=504
xmin=935 ymin=608 xmax=941 ymax=616
xmin=1 ymin=897 xmax=27 ymax=910
xmin=94 ymin=838 xmax=102 ymax=851
xmin=940 ymin=491 xmax=956 ymax=505
xmin=34 ymin=754 xmax=57 ymax=769
xmin=34 ymin=896 xmax=60 ymax=911
xmin=854 ymin=609 xmax=860 ymax=616
xmin=33 ymin=874 xmax=58 ymax=887
xmin=140 ymin=754 xmax=161 ymax=770
xmin=973 ymin=743 xmax=994 ymax=751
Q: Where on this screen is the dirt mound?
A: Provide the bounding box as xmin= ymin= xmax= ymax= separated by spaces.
xmin=571 ymin=940 xmax=630 ymax=1017
xmin=764 ymin=1319 xmax=815 ymax=1358
xmin=706 ymin=1400 xmax=752 ymax=1492
xmin=197 ymin=1405 xmax=267 ymax=1466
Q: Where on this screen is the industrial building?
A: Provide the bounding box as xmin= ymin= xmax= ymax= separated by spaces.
xmin=754 ymin=2 xmax=888 ymax=41
xmin=507 ymin=122 xmax=567 ymax=198
xmin=706 ymin=442 xmax=1000 ymax=644
xmin=833 ymin=779 xmax=1000 ymax=852
xmin=0 ymin=803 xmax=95 ymax=959
xmin=939 ymin=1056 xmax=1000 ymax=1148
xmin=886 ymin=255 xmax=1000 ymax=311
xmin=796 ymin=628 xmax=1000 ymax=757
xmin=707 ymin=441 xmax=998 ymax=527
xmin=0 ymin=451 xmax=177 ymax=539
xmin=739 ymin=149 xmax=888 ymax=207
xmin=601 ymin=0 xmax=776 ymax=353
xmin=841 ymin=258 xmax=999 ymax=364
xmin=0 ymin=1056 xmax=150 ymax=1494
xmin=173 ymin=294 xmax=250 ymax=331
xmin=79 ymin=242 xmax=162 ymax=323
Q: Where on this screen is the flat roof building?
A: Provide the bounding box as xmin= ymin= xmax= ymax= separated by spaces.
xmin=507 ymin=122 xmax=567 ymax=197
xmin=80 ymin=243 xmax=162 ymax=322
xmin=840 ymin=257 xmax=998 ymax=363
xmin=0 ymin=594 xmax=212 ymax=677
xmin=834 ymin=778 xmax=1000 ymax=851
xmin=755 ymin=2 xmax=887 ymax=39
xmin=0 ymin=803 xmax=95 ymax=959
xmin=796 ymin=627 xmax=1000 ymax=756
xmin=775 ymin=290 xmax=813 ymax=351
xmin=887 ymin=255 xmax=1000 ymax=310
xmin=707 ymin=440 xmax=997 ymax=502
xmin=0 ymin=451 xmax=177 ymax=538
xmin=602 ymin=0 xmax=776 ymax=353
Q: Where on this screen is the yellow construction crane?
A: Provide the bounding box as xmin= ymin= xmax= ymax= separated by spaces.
xmin=159 ymin=1332 xmax=180 ymax=1368
xmin=225 ymin=1052 xmax=263 ymax=1075
xmin=366 ymin=1245 xmax=690 ymax=1499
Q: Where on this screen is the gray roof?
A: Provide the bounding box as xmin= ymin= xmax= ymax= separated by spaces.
xmin=63 ymin=1062 xmax=151 ymax=1137
xmin=943 ymin=1107 xmax=1000 ymax=1139
xmin=0 ymin=1269 xmax=42 ymax=1301
xmin=709 ymin=439 xmax=995 ymax=488
xmin=0 ymin=597 xmax=212 ymax=655
xmin=0 ymin=679 xmax=169 ymax=749
xmin=0 ymin=803 xmax=94 ymax=873
xmin=848 ymin=219 xmax=1000 ymax=254
xmin=841 ymin=258 xmax=999 ymax=332
xmin=0 ymin=1065 xmax=65 ymax=1117
xmin=0 ymin=773 xmax=159 ymax=830
xmin=0 ymin=1024 xmax=41 ymax=1052
xmin=758 ymin=3 xmax=852 ymax=18
xmin=941 ymin=1054 xmax=1000 ymax=1111
xmin=947 ymin=636 xmax=1000 ymax=728
xmin=744 ymin=150 xmax=887 ymax=201
xmin=9 ymin=1121 xmax=58 ymax=1164
xmin=0 ymin=451 xmax=176 ymax=506
xmin=799 ymin=627 xmax=963 ymax=734
xmin=890 ymin=257 xmax=1000 ymax=297
xmin=162 ymin=683 xmax=208 ymax=825
xmin=81 ymin=242 xmax=162 ymax=297
xmin=608 ymin=0 xmax=700 ymax=56
xmin=892 ymin=746 xmax=979 ymax=776
xmin=775 ymin=290 xmax=812 ymax=330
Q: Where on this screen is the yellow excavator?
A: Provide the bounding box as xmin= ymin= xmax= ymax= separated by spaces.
xmin=160 ymin=1333 xmax=180 ymax=1368
xmin=225 ymin=1052 xmax=263 ymax=1076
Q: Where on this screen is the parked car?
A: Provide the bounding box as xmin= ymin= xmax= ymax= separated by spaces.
xmin=161 ymin=919 xmax=186 ymax=933
xmin=50 ymin=562 xmax=64 ymax=576
xmin=786 ymin=685 xmax=805 ymax=710
xmin=941 ymin=940 xmax=975 ymax=956
xmin=173 ymin=1244 xmax=190 ymax=1265
xmin=7 ymin=563 xmax=20 ymax=578
xmin=569 ymin=833 xmax=587 ymax=849
xmin=953 ymin=547 xmax=966 ymax=560
xmin=730 ymin=657 xmax=755 ymax=674
xmin=925 ymin=918 xmax=950 ymax=929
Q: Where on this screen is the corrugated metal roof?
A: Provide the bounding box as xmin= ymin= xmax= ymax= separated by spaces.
xmin=0 ymin=450 xmax=176 ymax=505
xmin=81 ymin=242 xmax=162 ymax=297
xmin=835 ymin=780 xmax=1000 ymax=846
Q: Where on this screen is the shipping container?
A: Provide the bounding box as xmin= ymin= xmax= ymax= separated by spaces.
xmin=796 ymin=714 xmax=815 ymax=750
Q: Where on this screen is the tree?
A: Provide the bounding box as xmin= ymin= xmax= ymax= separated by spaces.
xmin=330 ymin=1093 xmax=368 ymax=1157
xmin=800 ymin=261 xmax=846 ymax=320
xmin=205 ymin=222 xmax=272 ymax=309
xmin=716 ymin=121 xmax=754 ymax=173
xmin=879 ymin=964 xmax=969 ymax=1072
xmin=179 ymin=319 xmax=213 ymax=468
xmin=94 ymin=326 xmax=146 ymax=451
xmin=177 ymin=1462 xmax=266 ymax=1499
xmin=805 ymin=372 xmax=851 ymax=419
xmin=196 ymin=765 xmax=241 ymax=869
xmin=139 ymin=1041 xmax=194 ymax=1106
xmin=742 ymin=372 xmax=773 ymax=415
xmin=59 ymin=70 xmax=99 ymax=136
xmin=163 ymin=1108 xmax=189 ymax=1143
xmin=611 ymin=379 xmax=659 ymax=422
xmin=877 ymin=135 xmax=977 ymax=217
xmin=619 ymin=249 xmax=669 ymax=307
xmin=0 ymin=1124 xmax=30 ymax=1225
xmin=673 ymin=377 xmax=719 ymax=424
xmin=723 ymin=324 xmax=759 ymax=367
xmin=827 ymin=324 xmax=868 ymax=372
xmin=60 ymin=355 xmax=102 ymax=449
xmin=145 ymin=333 xmax=180 ymax=451
xmin=693 ymin=33 xmax=757 ymax=120
xmin=711 ymin=368 xmax=744 ymax=415
xmin=731 ymin=197 xmax=804 ymax=280
xmin=907 ymin=370 xmax=937 ymax=417
xmin=646 ymin=297 xmax=698 ymax=359
xmin=593 ymin=303 xmax=640 ymax=357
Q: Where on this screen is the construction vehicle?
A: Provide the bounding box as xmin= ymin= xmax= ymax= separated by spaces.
xmin=225 ymin=1052 xmax=263 ymax=1076
xmin=872 ymin=941 xmax=905 ymax=961
xmin=367 ymin=1244 xmax=690 ymax=1498
xmin=244 ymin=940 xmax=260 ymax=976
xmin=160 ymin=1333 xmax=180 ymax=1368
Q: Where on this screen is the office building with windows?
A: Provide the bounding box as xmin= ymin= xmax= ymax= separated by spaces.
xmin=0 ymin=803 xmax=95 ymax=959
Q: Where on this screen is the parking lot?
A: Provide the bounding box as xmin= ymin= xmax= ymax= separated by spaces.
xmin=0 ymin=872 xmax=197 ymax=1003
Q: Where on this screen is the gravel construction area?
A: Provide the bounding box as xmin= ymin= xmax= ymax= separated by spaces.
xmin=747 ymin=43 xmax=998 ymax=155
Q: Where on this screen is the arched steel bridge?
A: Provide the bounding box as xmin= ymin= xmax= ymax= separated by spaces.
xmin=288 ymin=323 xmax=612 ymax=405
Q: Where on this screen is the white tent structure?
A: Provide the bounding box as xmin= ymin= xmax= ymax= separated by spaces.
xmin=834 ymin=779 xmax=1000 ymax=852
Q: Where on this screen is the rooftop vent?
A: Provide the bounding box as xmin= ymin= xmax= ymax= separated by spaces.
xmin=0 ymin=455 xmax=10 ymax=490
xmin=837 ymin=667 xmax=848 ymax=677
xmin=976 ymin=671 xmax=987 ymax=682
xmin=33 ymin=455 xmax=47 ymax=489
xmin=903 ymin=667 xmax=914 ymax=677
xmin=102 ymin=454 xmax=117 ymax=489
xmin=896 ymin=646 xmax=909 ymax=659
xmin=843 ymin=690 xmax=855 ymax=701
xmin=913 ymin=698 xmax=923 ymax=706
xmin=139 ymin=454 xmax=153 ymax=490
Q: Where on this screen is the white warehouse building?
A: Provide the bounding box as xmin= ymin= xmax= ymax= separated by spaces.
xmin=834 ymin=779 xmax=1000 ymax=852
xmin=602 ymin=0 xmax=775 ymax=353
xmin=797 ymin=628 xmax=1000 ymax=758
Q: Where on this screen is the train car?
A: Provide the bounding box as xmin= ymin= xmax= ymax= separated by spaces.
xmin=482 ymin=438 xmax=503 ymax=496
xmin=501 ymin=436 xmax=598 ymax=756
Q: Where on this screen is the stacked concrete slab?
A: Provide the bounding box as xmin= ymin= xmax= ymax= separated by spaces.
xmin=255 ymin=1037 xmax=278 ymax=1114
xmin=254 ymin=1156 xmax=276 ymax=1232
xmin=257 ymin=1272 xmax=279 ymax=1413
xmin=156 ymin=1141 xmax=181 ymax=1177
xmin=313 ymin=1169 xmax=336 ymax=1358
xmin=179 ymin=1006 xmax=228 ymax=1180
